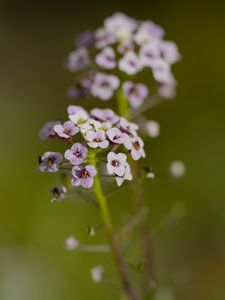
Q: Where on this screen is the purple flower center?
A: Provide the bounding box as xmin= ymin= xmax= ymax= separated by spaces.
xmin=75 ymin=151 xmax=81 ymax=157
xmin=112 ymin=160 xmax=119 ymax=167
xmin=128 ymin=60 xmax=136 ymax=67
xmin=101 ymin=80 xmax=110 ymax=88
xmin=129 ymin=86 xmax=139 ymax=97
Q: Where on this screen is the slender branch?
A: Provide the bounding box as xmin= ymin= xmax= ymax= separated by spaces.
xmin=131 ymin=95 xmax=163 ymax=119
xmin=78 ymin=244 xmax=110 ymax=253
xmin=118 ymin=207 xmax=148 ymax=239
xmin=89 ymin=150 xmax=140 ymax=300
xmin=116 ymin=91 xmax=158 ymax=290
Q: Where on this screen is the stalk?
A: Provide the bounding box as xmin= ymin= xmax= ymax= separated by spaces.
xmin=116 ymin=90 xmax=157 ymax=290
xmin=89 ymin=151 xmax=140 ymax=300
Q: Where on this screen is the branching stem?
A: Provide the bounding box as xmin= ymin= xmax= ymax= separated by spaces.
xmin=89 ymin=150 xmax=140 ymax=300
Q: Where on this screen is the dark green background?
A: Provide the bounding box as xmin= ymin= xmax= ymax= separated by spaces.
xmin=0 ymin=1 xmax=225 ymax=299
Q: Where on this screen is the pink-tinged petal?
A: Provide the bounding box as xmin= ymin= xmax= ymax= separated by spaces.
xmin=114 ymin=165 xmax=125 ymax=177
xmin=117 ymin=153 xmax=127 ymax=164
xmin=81 ymin=177 xmax=94 ymax=188
xmin=124 ymin=139 xmax=132 ymax=150
xmin=71 ymin=178 xmax=81 ymax=186
xmin=86 ymin=165 xmax=97 ymax=177
xmin=100 ymin=140 xmax=109 ymax=149
xmin=107 ymin=163 xmax=115 ymax=175
xmin=131 ymin=149 xmax=141 ymax=160
xmin=115 ymin=176 xmax=124 ymax=187
xmin=107 ymin=151 xmax=117 ymax=162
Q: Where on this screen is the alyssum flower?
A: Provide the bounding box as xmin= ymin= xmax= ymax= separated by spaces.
xmin=66 ymin=12 xmax=181 ymax=108
xmin=38 ymin=107 xmax=145 ymax=188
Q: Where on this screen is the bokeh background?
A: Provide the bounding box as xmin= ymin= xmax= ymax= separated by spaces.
xmin=1 ymin=1 xmax=225 ymax=299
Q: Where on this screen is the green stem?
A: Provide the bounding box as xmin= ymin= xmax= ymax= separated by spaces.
xmin=89 ymin=151 xmax=140 ymax=300
xmin=116 ymin=89 xmax=130 ymax=120
xmin=116 ymin=90 xmax=157 ymax=290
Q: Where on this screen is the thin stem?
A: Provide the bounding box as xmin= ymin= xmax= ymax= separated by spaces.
xmin=78 ymin=244 xmax=110 ymax=253
xmin=89 ymin=151 xmax=140 ymax=300
xmin=131 ymin=95 xmax=163 ymax=119
xmin=116 ymin=88 xmax=130 ymax=119
xmin=116 ymin=90 xmax=157 ymax=290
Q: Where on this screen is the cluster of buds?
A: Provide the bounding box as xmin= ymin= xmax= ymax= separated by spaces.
xmin=67 ymin=12 xmax=181 ymax=107
xmin=39 ymin=106 xmax=145 ymax=193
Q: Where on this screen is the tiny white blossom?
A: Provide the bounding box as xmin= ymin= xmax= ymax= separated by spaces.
xmin=168 ymin=160 xmax=186 ymax=178
xmin=145 ymin=120 xmax=160 ymax=138
xmin=91 ymin=265 xmax=104 ymax=283
xmin=64 ymin=236 xmax=80 ymax=250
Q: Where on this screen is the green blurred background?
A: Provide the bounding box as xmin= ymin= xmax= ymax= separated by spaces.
xmin=0 ymin=1 xmax=225 ymax=299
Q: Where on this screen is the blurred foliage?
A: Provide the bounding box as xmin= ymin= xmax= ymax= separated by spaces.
xmin=0 ymin=1 xmax=225 ymax=299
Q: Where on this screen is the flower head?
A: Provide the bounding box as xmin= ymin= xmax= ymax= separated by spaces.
xmin=66 ymin=13 xmax=180 ymax=106
xmin=72 ymin=165 xmax=97 ymax=188
xmin=54 ymin=121 xmax=79 ymax=139
xmin=90 ymin=108 xmax=119 ymax=124
xmin=65 ymin=143 xmax=88 ymax=165
xmin=119 ymin=117 xmax=139 ymax=136
xmin=168 ymin=160 xmax=186 ymax=179
xmin=95 ymin=28 xmax=116 ymax=49
xmin=160 ymin=41 xmax=181 ymax=64
xmin=107 ymin=152 xmax=127 ymax=176
xmin=145 ymin=120 xmax=160 ymax=138
xmin=96 ymin=47 xmax=116 ymax=69
xmin=67 ymin=48 xmax=89 ymax=72
xmin=91 ymin=73 xmax=119 ymax=100
xmin=107 ymin=127 xmax=128 ymax=144
xmin=75 ymin=31 xmax=95 ymax=48
xmin=39 ymin=121 xmax=61 ymax=140
xmin=39 ymin=152 xmax=63 ymax=172
xmin=124 ymin=136 xmax=145 ymax=160
xmin=119 ymin=51 xmax=142 ymax=75
xmin=85 ymin=130 xmax=109 ymax=149
xmin=91 ymin=266 xmax=104 ymax=283
xmin=104 ymin=12 xmax=137 ymax=40
xmin=39 ymin=107 xmax=145 ymax=189
xmin=64 ymin=236 xmax=80 ymax=250
xmin=134 ymin=21 xmax=164 ymax=45
xmin=50 ymin=186 xmax=67 ymax=203
xmin=122 ymin=81 xmax=149 ymax=108
xmin=115 ymin=163 xmax=132 ymax=186
xmin=139 ymin=42 xmax=160 ymax=67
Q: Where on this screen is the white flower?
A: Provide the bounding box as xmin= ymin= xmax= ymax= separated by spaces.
xmin=115 ymin=163 xmax=132 ymax=186
xmin=151 ymin=58 xmax=172 ymax=83
xmin=67 ymin=48 xmax=89 ymax=72
xmin=107 ymin=152 xmax=127 ymax=176
xmin=160 ymin=41 xmax=181 ymax=64
xmin=145 ymin=120 xmax=160 ymax=138
xmin=95 ymin=47 xmax=116 ymax=69
xmin=104 ymin=12 xmax=137 ymax=41
xmin=168 ymin=160 xmax=186 ymax=178
xmin=134 ymin=21 xmax=165 ymax=46
xmin=139 ymin=42 xmax=160 ymax=67
xmin=69 ymin=110 xmax=89 ymax=126
xmin=91 ymin=73 xmax=120 ymax=100
xmin=91 ymin=265 xmax=104 ymax=283
xmin=119 ymin=51 xmax=143 ymax=75
xmin=64 ymin=236 xmax=80 ymax=250
xmin=95 ymin=27 xmax=116 ymax=49
xmin=124 ymin=136 xmax=146 ymax=160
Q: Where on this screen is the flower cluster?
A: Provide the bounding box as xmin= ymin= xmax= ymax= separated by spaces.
xmin=39 ymin=106 xmax=145 ymax=190
xmin=66 ymin=12 xmax=181 ymax=106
